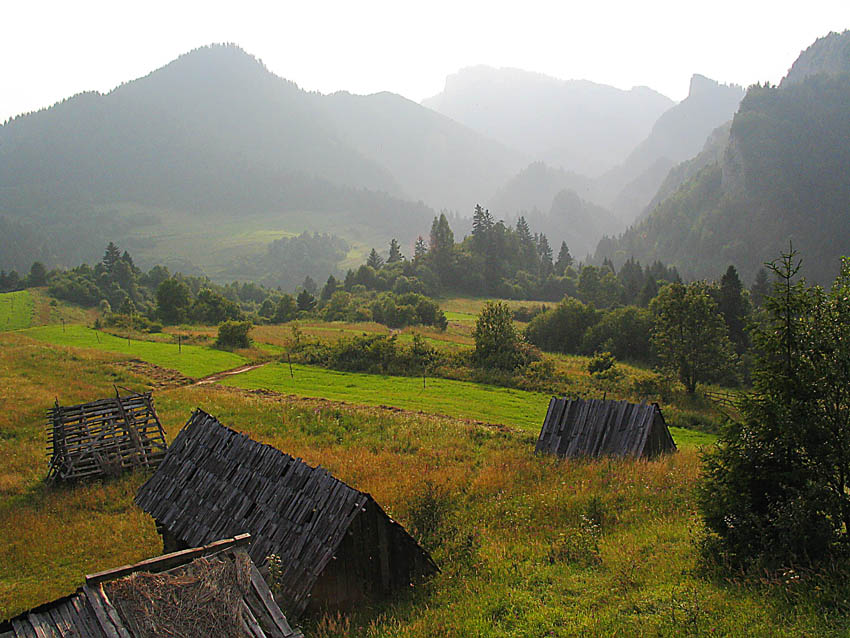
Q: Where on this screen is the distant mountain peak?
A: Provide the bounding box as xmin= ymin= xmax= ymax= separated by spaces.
xmin=782 ymin=30 xmax=850 ymax=86
xmin=688 ymin=74 xmax=718 ymax=97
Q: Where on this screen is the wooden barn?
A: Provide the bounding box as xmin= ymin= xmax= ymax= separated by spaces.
xmin=535 ymin=398 xmax=676 ymax=458
xmin=0 ymin=534 xmax=302 ymax=638
xmin=47 ymin=390 xmax=168 ymax=482
xmin=135 ymin=409 xmax=438 ymax=617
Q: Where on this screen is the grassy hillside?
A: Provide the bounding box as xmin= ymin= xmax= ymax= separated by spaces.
xmin=0 ymin=291 xmax=32 ymax=331
xmin=21 ymin=325 xmax=245 ymax=378
xmin=0 ymin=330 xmax=844 ymax=635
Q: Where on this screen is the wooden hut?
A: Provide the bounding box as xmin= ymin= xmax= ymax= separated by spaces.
xmin=535 ymin=398 xmax=676 ymax=458
xmin=0 ymin=534 xmax=302 ymax=638
xmin=47 ymin=390 xmax=168 ymax=482
xmin=135 ymin=409 xmax=438 ymax=617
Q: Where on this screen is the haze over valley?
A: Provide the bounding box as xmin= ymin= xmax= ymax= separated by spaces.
xmin=0 ymin=28 xmax=849 ymax=287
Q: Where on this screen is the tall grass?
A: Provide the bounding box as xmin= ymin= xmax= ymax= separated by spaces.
xmin=0 ymin=332 xmax=844 ymax=635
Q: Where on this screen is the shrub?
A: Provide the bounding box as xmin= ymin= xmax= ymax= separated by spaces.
xmin=473 ymin=301 xmax=535 ymax=371
xmin=587 ymin=351 xmax=616 ymax=375
xmin=215 ymin=320 xmax=252 ymax=349
xmin=524 ymin=297 xmax=599 ymax=354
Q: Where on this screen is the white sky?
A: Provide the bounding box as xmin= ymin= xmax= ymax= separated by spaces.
xmin=3 ymin=0 xmax=849 ymax=123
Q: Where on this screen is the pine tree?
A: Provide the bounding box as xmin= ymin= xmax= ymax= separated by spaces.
xmin=296 ymin=289 xmax=317 ymax=312
xmin=320 ymin=275 xmax=339 ymax=301
xmin=302 ymin=275 xmax=318 ymax=295
xmin=387 ymin=238 xmax=404 ymax=263
xmin=102 ymin=242 xmax=121 ymax=273
xmin=638 ymin=274 xmax=659 ymax=307
xmin=537 ymin=234 xmax=553 ymax=278
xmin=366 ymin=248 xmax=384 ymax=270
xmin=414 ymin=236 xmax=428 ymax=260
xmin=471 ymin=204 xmax=494 ymax=255
xmin=555 ymin=241 xmax=573 ymax=275
xmin=750 ymin=268 xmax=771 ymax=307
xmin=717 ymin=265 xmax=749 ymax=353
xmin=429 ymin=214 xmax=454 ymax=258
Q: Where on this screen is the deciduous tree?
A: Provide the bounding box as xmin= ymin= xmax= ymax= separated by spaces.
xmin=650 ymin=281 xmax=734 ymax=393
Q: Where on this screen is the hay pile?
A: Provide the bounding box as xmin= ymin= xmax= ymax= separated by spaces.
xmin=106 ymin=551 xmax=252 ymax=638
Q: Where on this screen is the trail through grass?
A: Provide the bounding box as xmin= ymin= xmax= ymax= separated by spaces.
xmin=0 ymin=291 xmax=33 ymax=331
xmin=22 ymin=324 xmax=246 ymax=378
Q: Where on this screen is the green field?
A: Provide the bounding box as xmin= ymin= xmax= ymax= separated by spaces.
xmin=21 ymin=325 xmax=246 ymax=379
xmin=0 ymin=291 xmax=33 ymax=331
xmin=222 ymin=362 xmax=715 ymax=448
xmin=1 ymin=328 xmax=839 ymax=636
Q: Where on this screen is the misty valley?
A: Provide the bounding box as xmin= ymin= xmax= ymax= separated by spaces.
xmin=2 ymin=27 xmax=850 ymax=638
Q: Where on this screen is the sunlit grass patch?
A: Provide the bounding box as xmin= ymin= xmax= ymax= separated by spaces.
xmin=21 ymin=324 xmax=246 ymax=378
xmin=0 ymin=290 xmax=33 ymax=331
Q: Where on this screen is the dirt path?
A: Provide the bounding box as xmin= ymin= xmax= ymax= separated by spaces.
xmin=192 ymin=363 xmax=269 ymax=386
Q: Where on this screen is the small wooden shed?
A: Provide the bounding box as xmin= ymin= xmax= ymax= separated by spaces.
xmin=135 ymin=409 xmax=438 ymax=617
xmin=535 ymin=398 xmax=676 ymax=458
xmin=0 ymin=534 xmax=302 ymax=638
xmin=47 ymin=390 xmax=168 ymax=482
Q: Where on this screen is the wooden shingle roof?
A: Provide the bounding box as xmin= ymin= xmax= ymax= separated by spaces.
xmin=135 ymin=409 xmax=436 ymax=616
xmin=0 ymin=535 xmax=302 ymax=638
xmin=535 ymin=398 xmax=677 ymax=458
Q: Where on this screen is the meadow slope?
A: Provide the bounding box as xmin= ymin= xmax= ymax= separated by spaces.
xmin=0 ymin=330 xmax=844 ymax=636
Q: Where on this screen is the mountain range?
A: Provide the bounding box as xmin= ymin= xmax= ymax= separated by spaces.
xmin=596 ymin=30 xmax=850 ymax=284
xmin=2 ymin=33 xmax=846 ymax=286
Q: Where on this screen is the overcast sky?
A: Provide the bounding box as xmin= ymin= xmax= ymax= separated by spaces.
xmin=3 ymin=0 xmax=849 ymax=123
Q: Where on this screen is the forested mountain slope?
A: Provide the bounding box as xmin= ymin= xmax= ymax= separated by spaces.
xmin=0 ymin=44 xmax=527 ymax=274
xmin=595 ymin=31 xmax=850 ymax=283
xmin=599 ymin=75 xmax=744 ymax=222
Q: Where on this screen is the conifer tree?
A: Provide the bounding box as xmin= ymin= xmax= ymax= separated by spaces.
xmin=366 ymin=248 xmax=384 ymax=270
xmin=320 ymin=275 xmax=339 ymax=301
xmin=102 ymin=242 xmax=121 ymax=273
xmin=717 ymin=265 xmax=749 ymax=353
xmin=387 ymin=238 xmax=404 ymax=263
xmin=555 ymin=241 xmax=573 ymax=275
xmin=750 ymin=268 xmax=771 ymax=307
xmin=414 ymin=236 xmax=428 ymax=261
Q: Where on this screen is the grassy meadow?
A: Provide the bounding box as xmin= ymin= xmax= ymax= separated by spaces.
xmin=0 ymin=327 xmax=845 ymax=636
xmin=21 ymin=324 xmax=246 ymax=379
xmin=0 ymin=291 xmax=33 ymax=331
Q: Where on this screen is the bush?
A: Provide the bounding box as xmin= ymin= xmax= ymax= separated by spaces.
xmin=215 ymin=320 xmax=252 ymax=349
xmin=587 ymin=351 xmax=616 ymax=375
xmin=473 ymin=301 xmax=536 ymax=371
xmin=525 ymin=297 xmax=599 ymax=354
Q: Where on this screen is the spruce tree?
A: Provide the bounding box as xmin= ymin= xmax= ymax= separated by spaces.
xmin=366 ymin=248 xmax=384 ymax=270
xmin=414 ymin=236 xmax=428 ymax=260
xmin=387 ymin=238 xmax=404 ymax=263
xmin=717 ymin=265 xmax=749 ymax=353
xmin=102 ymin=242 xmax=121 ymax=273
xmin=750 ymin=268 xmax=771 ymax=307
xmin=555 ymin=241 xmax=573 ymax=275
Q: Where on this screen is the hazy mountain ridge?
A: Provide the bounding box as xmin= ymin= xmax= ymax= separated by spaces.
xmin=595 ymin=32 xmax=850 ymax=283
xmin=598 ymin=74 xmax=744 ymax=221
xmin=483 ymin=74 xmax=742 ymax=255
xmin=0 ymin=44 xmax=531 ymax=274
xmin=319 ymin=90 xmax=526 ymax=213
xmin=422 ymin=65 xmax=673 ymax=176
